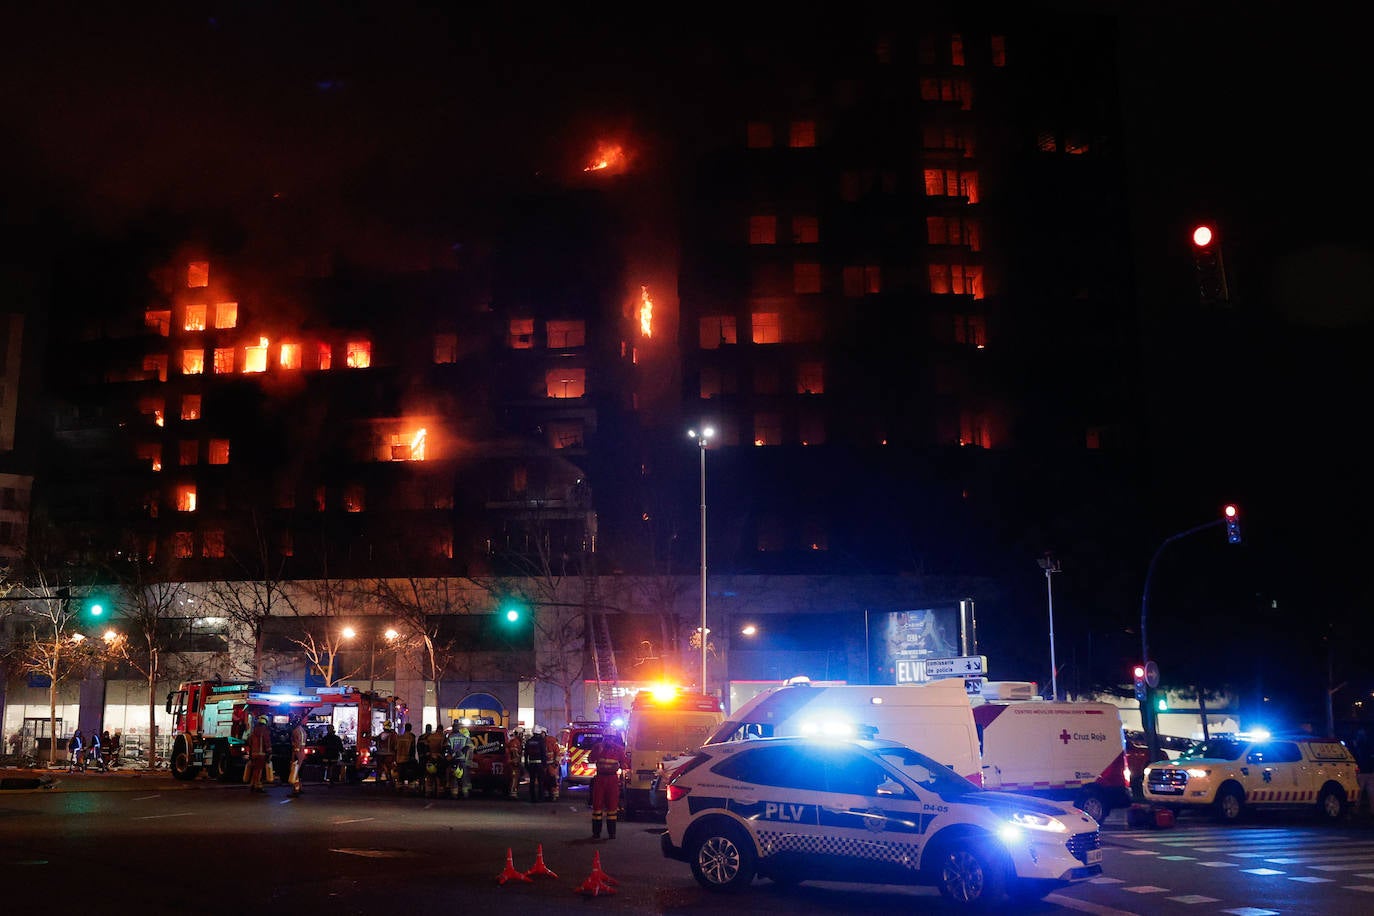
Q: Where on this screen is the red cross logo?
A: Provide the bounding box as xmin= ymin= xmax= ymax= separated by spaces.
xmin=1059 ymin=729 xmax=1072 ymax=745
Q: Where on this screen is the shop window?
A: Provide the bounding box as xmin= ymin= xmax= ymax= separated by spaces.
xmin=213 ymin=347 xmax=234 ymax=374
xmin=175 ymin=484 xmax=197 ymax=512
xmin=180 ymin=394 xmax=201 ymax=421
xmin=280 ymin=342 xmax=301 ymax=370
xmin=213 ymin=302 xmax=238 ymax=329
xmin=208 ymin=439 xmax=230 ymax=464
xmin=186 ymin=261 xmax=209 ymax=288
xmin=139 ymin=396 xmax=165 ymax=427
xmin=699 ymin=316 xmax=737 ymax=349
xmin=145 ymin=310 xmax=171 ymax=336
xmin=182 ymin=349 xmax=204 ymax=375
xmin=136 ymin=443 xmax=162 ymax=472
xmin=179 ymin=440 xmax=198 ymax=466
xmin=753 ymin=412 xmax=782 ymax=446
xmin=243 ymin=338 xmax=268 ymax=373
xmin=345 ymin=340 xmax=371 ymax=368
xmin=797 ymin=361 xmax=825 ymax=394
xmin=173 ymin=531 xmax=194 ymax=558
xmin=434 ymin=332 xmax=458 ymax=364
xmin=793 ymin=262 xmax=821 ymax=294
xmin=343 ymin=483 xmax=365 ymax=513
xmin=143 ymin=354 xmax=168 ymax=382
xmin=202 ymin=530 xmax=225 ymax=558
xmin=791 ymin=215 xmax=819 ymax=244
xmin=508 ymin=318 xmax=535 ymax=349
xmin=789 ymin=120 xmax=816 ymax=148
xmin=546 ymin=367 xmax=587 ymax=398
xmin=747 ymin=121 xmax=774 ymax=148
xmin=546 ymin=319 xmax=585 ymax=348
xmin=751 ymin=312 xmax=780 ymax=345
xmin=317 ymin=343 xmax=333 ymax=370
xmin=183 ymin=304 xmax=207 ymax=332
xmin=749 ymin=215 xmax=777 ymax=245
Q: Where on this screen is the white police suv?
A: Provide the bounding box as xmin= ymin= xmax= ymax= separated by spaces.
xmin=660 ymin=736 xmax=1102 ymax=905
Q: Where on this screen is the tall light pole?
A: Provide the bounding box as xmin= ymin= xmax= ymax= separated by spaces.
xmin=343 ymin=625 xmax=398 ymax=694
xmin=1037 ymin=554 xmax=1062 ymax=701
xmin=688 ymin=425 xmax=714 ymax=694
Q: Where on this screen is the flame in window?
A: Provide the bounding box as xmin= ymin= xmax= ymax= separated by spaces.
xmin=391 ymin=428 xmax=427 ymax=461
xmin=184 ymin=305 xmax=207 ymax=332
xmin=584 ymin=141 xmax=627 ymax=173
xmin=243 ymin=337 xmax=269 ymax=373
xmin=639 ymin=285 xmax=653 ymax=337
xmin=346 ymin=340 xmax=371 ymax=368
xmin=175 ymin=485 xmax=197 ymax=512
xmin=280 ymin=342 xmax=301 ymax=369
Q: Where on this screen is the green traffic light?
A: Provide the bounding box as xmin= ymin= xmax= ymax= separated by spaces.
xmin=89 ymin=602 xmax=105 ymax=617
xmin=505 ymin=607 xmax=520 ymax=623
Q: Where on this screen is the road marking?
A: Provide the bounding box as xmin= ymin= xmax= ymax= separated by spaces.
xmin=1167 ymin=894 xmax=1219 ymax=904
xmin=1121 ymin=849 xmax=1159 ymax=856
xmin=1287 ymin=876 xmax=1334 ymax=883
xmin=1088 ymin=876 xmax=1125 ymax=884
xmin=1198 ymin=861 xmax=1239 ymax=868
xmin=330 ymin=848 xmax=413 ymax=858
xmin=1159 ymin=855 xmax=1196 ymax=861
xmin=1123 ymin=885 xmax=1169 ymax=894
xmin=333 ymin=817 xmax=375 ymax=824
xmin=1044 ymin=893 xmax=1140 ymax=915
xmin=1312 ymin=861 xmax=1374 ymax=872
xmin=5 ymin=860 xmax=48 ymax=866
xmin=134 ymin=812 xmax=195 ymax=820
xmin=131 ymin=795 xmax=160 ymax=801
xmin=1240 ymin=868 xmax=1285 ymax=876
xmin=1220 ymin=910 xmax=1279 ymax=916
xmin=1343 ymin=884 xmax=1374 ymax=892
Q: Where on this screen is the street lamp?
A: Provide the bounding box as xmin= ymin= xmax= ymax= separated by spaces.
xmin=1037 ymin=554 xmax=1061 ymax=701
xmin=688 ymin=425 xmax=714 ymax=694
xmin=343 ymin=625 xmax=399 ymax=693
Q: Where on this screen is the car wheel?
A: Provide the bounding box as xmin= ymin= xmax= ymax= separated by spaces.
xmin=1215 ymin=786 xmax=1244 ymax=822
xmin=211 ymin=752 xmax=231 ymax=782
xmin=689 ymin=822 xmax=757 ymax=892
xmin=170 ymin=739 xmax=199 ymax=781
xmin=1076 ymin=789 xmax=1107 ymax=824
xmin=934 ymin=838 xmax=1007 ymax=906
xmin=1317 ymin=785 xmax=1347 ymax=820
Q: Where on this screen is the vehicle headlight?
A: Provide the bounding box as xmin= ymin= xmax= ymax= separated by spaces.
xmin=1185 ymin=768 xmax=1210 ymax=778
xmin=1006 ymin=810 xmax=1068 ymax=834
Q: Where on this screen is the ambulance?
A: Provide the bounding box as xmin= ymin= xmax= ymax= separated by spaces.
xmin=971 ymin=686 xmax=1132 ymax=823
xmin=622 ymin=687 xmax=725 ymax=817
xmin=702 ymin=676 xmax=983 ymax=785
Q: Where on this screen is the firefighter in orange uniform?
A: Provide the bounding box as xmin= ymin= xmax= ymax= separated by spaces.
xmin=247 ymin=715 xmax=273 ymax=793
xmin=589 ymin=732 xmax=628 ymax=839
xmin=505 ymin=728 xmax=525 ymax=799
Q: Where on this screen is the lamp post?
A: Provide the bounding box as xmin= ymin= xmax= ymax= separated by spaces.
xmin=1037 ymin=554 xmax=1062 ymax=701
xmin=688 ymin=425 xmax=714 ymax=694
xmin=343 ymin=625 xmax=398 ymax=693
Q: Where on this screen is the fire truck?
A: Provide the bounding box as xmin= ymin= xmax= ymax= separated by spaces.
xmin=302 ymin=686 xmax=406 ymax=782
xmin=164 ymin=680 xmax=317 ymax=781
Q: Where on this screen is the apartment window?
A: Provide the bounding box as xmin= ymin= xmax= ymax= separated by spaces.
xmin=212 ymin=347 xmax=234 ymax=374
xmin=546 ymin=367 xmax=587 ymax=398
xmin=138 ymin=396 xmax=165 ymax=427
xmin=950 ymin=33 xmax=965 ymax=66
xmin=202 ymin=529 xmax=225 ymax=558
xmin=136 ymin=443 xmax=162 ymax=472
xmin=919 ymin=77 xmax=973 ymax=110
xmin=1064 ymin=132 xmax=1090 ymax=156
xmin=343 ymin=483 xmax=365 ymax=513
xmin=748 ymin=215 xmax=777 ymax=245
xmin=793 ymin=263 xmax=821 ymax=294
xmin=922 ymin=125 xmax=974 ymax=157
xmin=797 ymin=361 xmax=824 ymax=394
xmin=791 ymin=215 xmax=819 ymax=244
xmin=751 ymin=312 xmax=781 ymax=345
xmin=345 ymin=340 xmax=371 ymax=368
xmin=746 ymin=121 xmax=774 ymax=148
xmin=179 ymin=440 xmax=198 ymax=466
xmin=186 ymin=261 xmax=209 ymax=288
xmin=243 ymin=338 xmax=268 ymax=373
xmin=789 ymin=120 xmax=816 ymax=148
xmin=954 ymin=314 xmax=988 ymax=347
xmin=1036 ymin=130 xmax=1058 ymax=154
xmin=142 ymin=354 xmax=168 ymax=382
xmin=278 ymin=530 xmax=294 ymax=557
xmin=143 ymin=491 xmax=159 ymax=518
xmin=756 ymin=515 xmax=786 ymax=551
xmin=918 ymin=36 xmax=936 ymax=66
xmin=317 ymin=343 xmax=333 ymax=370
xmin=753 ymin=365 xmax=780 ymax=395
xmin=960 ymin=411 xmax=992 ymax=449
xmin=802 ymin=518 xmax=829 ymax=551
xmin=433 ymin=332 xmax=458 ymax=364
xmin=799 ymin=412 xmax=826 ymax=446
xmin=208 ymin=439 xmax=230 ymax=464
xmin=923 ymin=168 xmax=980 ymax=203
xmin=753 ymin=412 xmax=782 ymax=446
xmin=990 ymin=35 xmax=1007 ymax=68
xmin=842 ymin=265 xmax=882 ymax=297
xmin=145 ymin=310 xmax=171 ymax=336
xmin=699 ymin=316 xmax=737 ymax=349
xmin=546 ymin=319 xmax=585 ymax=348
xmin=280 ymin=342 xmax=302 ymax=370
xmin=181 ymin=349 xmax=204 ymax=375
xmin=926 ymin=217 xmax=981 ymax=251
xmin=182 ymin=304 xmax=207 ymax=332
xmin=173 ymin=531 xmax=194 ymax=558
xmin=314 ymin=485 xmax=327 ymax=512
xmin=548 ymin=419 xmax=585 ymax=449
xmin=180 ymin=394 xmax=201 ymax=421
xmin=511 ymin=465 xmax=528 ymax=494
xmin=175 ymin=484 xmax=197 ymax=512
xmin=213 ymin=302 xmax=238 ymax=329
xmin=508 ymin=318 xmax=535 ymax=349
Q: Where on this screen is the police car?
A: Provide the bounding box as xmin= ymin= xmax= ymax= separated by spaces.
xmin=659 ymin=736 xmax=1102 ymax=905
xmin=1144 ymin=731 xmax=1360 ymax=822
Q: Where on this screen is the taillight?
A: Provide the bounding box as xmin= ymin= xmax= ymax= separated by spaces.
xmin=665 ymin=783 xmax=691 ymax=802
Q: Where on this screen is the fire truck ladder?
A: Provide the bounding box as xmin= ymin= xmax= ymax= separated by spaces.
xmin=588 ymin=611 xmax=620 ymax=717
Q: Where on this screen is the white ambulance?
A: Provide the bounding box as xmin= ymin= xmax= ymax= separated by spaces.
xmin=702 ymin=676 xmax=983 ymax=784
xmin=972 ymin=684 xmax=1131 ymax=823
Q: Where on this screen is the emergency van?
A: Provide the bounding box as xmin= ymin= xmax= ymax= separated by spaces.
xmin=972 ymin=691 xmax=1131 ymax=823
xmin=622 ymin=688 xmax=725 ymax=817
xmin=703 ymin=676 xmax=983 ymax=785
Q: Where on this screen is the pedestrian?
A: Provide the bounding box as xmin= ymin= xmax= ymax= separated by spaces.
xmin=68 ymin=729 xmax=85 ymax=773
xmin=88 ymin=729 xmax=106 ymax=772
xmin=107 ymin=731 xmax=120 ymax=769
xmin=320 ymin=724 xmax=345 ymax=785
xmin=524 ymin=725 xmax=549 ymax=802
xmin=247 ymin=714 xmax=272 ymax=792
xmin=288 ymin=714 xmax=308 ymax=796
xmin=588 ymin=731 xmax=628 ymax=839
xmin=395 ymin=722 xmax=417 ymax=790
xmin=375 ymin=720 xmax=398 ymax=786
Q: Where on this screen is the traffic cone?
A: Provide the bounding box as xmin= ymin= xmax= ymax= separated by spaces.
xmin=497 ymin=847 xmax=533 ymax=885
xmin=525 ymin=843 xmax=558 ymax=879
xmin=573 ymin=851 xmax=619 ymax=896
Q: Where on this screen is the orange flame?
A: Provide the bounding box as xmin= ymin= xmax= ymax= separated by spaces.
xmin=639 ymin=285 xmax=653 ymax=338
xmin=584 ymin=141 xmax=627 ymax=173
xmin=410 ymin=427 xmax=427 ymax=461
xmin=243 ymin=336 xmax=270 ymax=373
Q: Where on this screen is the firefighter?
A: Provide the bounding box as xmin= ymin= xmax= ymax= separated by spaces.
xmin=247 ymin=715 xmax=273 ymax=793
xmin=524 ymin=726 xmax=549 ymax=802
xmin=422 ymin=722 xmax=447 ymax=797
xmin=448 ymin=723 xmax=473 ymax=799
xmin=589 ymin=731 xmax=628 ymax=839
xmin=375 ymin=720 xmax=398 ymax=786
xmin=542 ymin=726 xmax=562 ymax=801
xmin=505 ymin=728 xmax=525 ymax=799
xmin=288 ymin=714 xmax=307 ymax=796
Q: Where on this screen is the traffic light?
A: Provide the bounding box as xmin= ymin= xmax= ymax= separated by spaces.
xmin=500 ymin=599 xmax=526 ymax=626
xmin=1191 ymin=223 xmax=1230 ymax=305
xmin=1223 ymin=504 xmax=1242 ymax=544
xmin=84 ymin=595 xmax=109 ymax=619
xmin=1132 ymin=664 xmax=1147 ymax=703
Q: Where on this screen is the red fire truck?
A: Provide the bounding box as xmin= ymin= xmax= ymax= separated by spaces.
xmin=303 ymin=686 xmax=406 ymax=782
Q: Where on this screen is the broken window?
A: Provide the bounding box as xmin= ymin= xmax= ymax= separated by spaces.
xmin=202 ymin=529 xmax=225 ymax=558
xmin=208 ymin=439 xmax=230 ymax=464
xmin=278 ymin=530 xmax=294 ymax=557
xmin=546 ymin=367 xmax=587 ymax=399
xmin=547 ymin=419 xmax=584 ymax=449
xmin=139 ymin=396 xmax=165 ymax=426
xmin=186 ymin=261 xmax=209 ymax=288
xmin=145 ymin=310 xmax=171 ymax=336
xmin=433 ymin=332 xmax=458 ymax=364
xmin=213 ymin=347 xmax=234 ymax=374
xmin=317 ymin=343 xmax=332 ymax=370
xmin=508 ymin=318 xmax=534 ymax=349
xmin=314 ymin=485 xmax=326 ymax=511
xmin=789 ymin=120 xmax=816 ymax=148
xmin=799 ymin=412 xmax=826 ymax=446
xmin=173 ymin=531 xmax=194 ymax=558
xmin=175 ymin=484 xmax=196 ymax=512
xmin=950 ymin=33 xmax=965 ymax=66
xmin=797 ymin=361 xmax=825 ymax=394
xmin=753 ymin=412 xmax=782 ymax=446
xmin=343 ymin=483 xmax=365 ymax=513
xmin=791 ymin=215 xmax=819 ymax=244
xmin=143 ymin=354 xmax=168 ymax=382
xmin=279 ymin=342 xmax=301 ymax=369
xmin=751 ymin=312 xmax=781 ymax=344
xmin=214 ymin=302 xmax=238 ymax=329
xmin=182 ymin=349 xmax=204 ymax=375
xmin=179 ymin=440 xmax=198 ymax=466
xmin=183 ymin=304 xmax=207 ymax=332
xmin=243 ymin=337 xmax=268 ymax=373
xmin=546 ymin=320 xmax=585 ymax=348
xmin=180 ymin=394 xmax=201 ymax=421
xmin=390 ymin=429 xmax=426 ymax=461
xmin=345 ymin=340 xmax=371 ymax=368
xmin=746 ymin=121 xmax=774 ymax=148
xmin=136 ymin=442 xmax=162 ymax=472
xmin=954 ymin=314 xmax=987 ymax=347
xmin=793 ymin=262 xmax=822 ymax=294
xmin=842 ymin=265 xmax=882 ymax=297
xmin=749 ymin=215 xmax=777 ymax=245
xmin=437 ymin=532 xmax=454 ymax=559
xmin=990 ymin=34 xmax=1007 ymax=68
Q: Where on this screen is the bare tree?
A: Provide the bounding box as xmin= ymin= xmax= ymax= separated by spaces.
xmin=364 ymin=576 xmax=481 ymax=714
xmin=199 ymin=511 xmax=296 ymax=680
xmin=287 ymin=576 xmax=367 ymax=688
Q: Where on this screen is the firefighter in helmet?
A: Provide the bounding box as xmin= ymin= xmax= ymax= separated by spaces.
xmin=247 ymin=714 xmax=273 ymax=793
xmin=588 ymin=731 xmax=628 ymax=838
xmin=448 ymin=722 xmax=473 ymax=799
xmin=505 ymin=727 xmax=526 ymax=799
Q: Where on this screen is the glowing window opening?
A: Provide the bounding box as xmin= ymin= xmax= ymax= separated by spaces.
xmin=212 ymin=347 xmax=234 ymax=374
xmin=183 ymin=305 xmax=207 ymax=332
xmin=181 ymin=350 xmax=204 ymax=375
xmin=186 ymin=261 xmax=209 ymax=288
xmin=180 ymin=395 xmax=201 ymax=421
xmin=345 ymin=340 xmax=371 ymax=368
xmin=175 ymin=485 xmax=197 ymax=512
xmin=213 ymin=302 xmax=238 ymax=329
xmin=143 ymin=355 xmax=168 ymax=382
xmin=243 ymin=337 xmax=269 ymax=373
xmin=280 ymin=342 xmax=301 ymax=370
xmin=145 ymin=310 xmax=171 ymax=336
xmin=317 ymin=343 xmax=332 ymax=370
xmin=208 ymin=439 xmax=230 ymax=465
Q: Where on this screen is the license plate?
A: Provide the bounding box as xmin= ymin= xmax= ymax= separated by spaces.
xmin=1086 ymin=848 xmax=1103 ymax=865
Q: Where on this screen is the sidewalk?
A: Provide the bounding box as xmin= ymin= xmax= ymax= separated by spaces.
xmin=0 ymin=764 xmax=230 ymax=794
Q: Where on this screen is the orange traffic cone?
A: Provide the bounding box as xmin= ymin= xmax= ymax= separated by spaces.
xmin=525 ymin=843 xmax=558 ymax=879
xmin=573 ymin=851 xmax=619 ymax=896
xmin=497 ymin=847 xmax=533 ymax=885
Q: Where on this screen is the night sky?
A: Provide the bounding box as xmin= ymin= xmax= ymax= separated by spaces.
xmin=3 ymin=4 xmax=1371 ymax=710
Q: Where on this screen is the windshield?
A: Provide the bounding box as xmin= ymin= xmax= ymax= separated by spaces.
xmin=633 ymin=714 xmax=719 ymax=756
xmin=872 ymin=744 xmax=980 ymax=798
xmin=1178 ymin=737 xmax=1244 ymax=761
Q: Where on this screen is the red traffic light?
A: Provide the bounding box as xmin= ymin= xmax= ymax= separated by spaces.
xmin=1132 ymin=664 xmax=1146 ymax=680
xmin=1224 ymin=504 xmax=1237 ymax=518
xmin=1192 ymin=224 xmax=1214 ymax=248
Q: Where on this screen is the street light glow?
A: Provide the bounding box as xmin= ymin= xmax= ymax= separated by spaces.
xmin=342 ymin=626 xmax=358 ymax=639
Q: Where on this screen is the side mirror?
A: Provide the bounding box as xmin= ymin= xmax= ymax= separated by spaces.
xmin=876 ymin=778 xmax=906 ymax=797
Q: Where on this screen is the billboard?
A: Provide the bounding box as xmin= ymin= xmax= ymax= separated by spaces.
xmin=868 ymin=607 xmax=964 ymax=685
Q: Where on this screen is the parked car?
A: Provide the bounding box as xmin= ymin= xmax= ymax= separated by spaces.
xmin=660 ymin=735 xmax=1102 ymax=906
